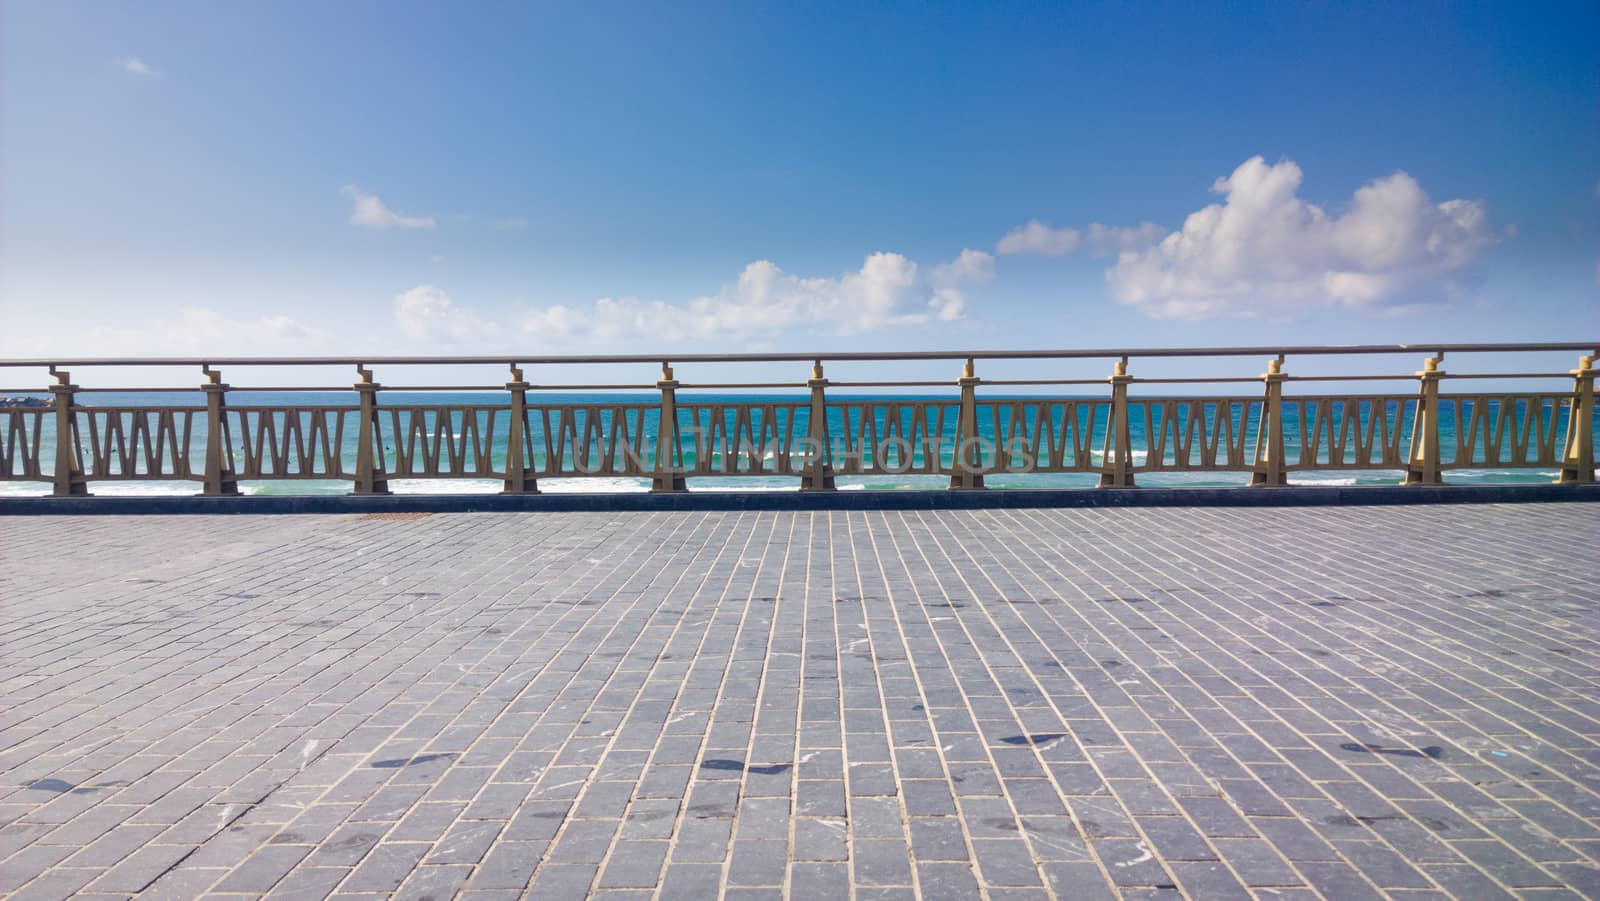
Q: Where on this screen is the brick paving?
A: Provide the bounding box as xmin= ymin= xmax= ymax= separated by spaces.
xmin=0 ymin=503 xmax=1597 ymax=899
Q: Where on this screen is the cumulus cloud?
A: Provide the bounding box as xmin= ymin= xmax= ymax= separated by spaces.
xmin=1103 ymin=156 xmax=1495 ymax=317
xmin=522 ymin=250 xmax=987 ymax=343
xmin=342 ymin=186 xmax=436 ymax=230
xmin=931 ymin=248 xmax=996 ymax=283
xmin=393 ymin=285 xmax=495 ymax=342
xmin=997 ymin=220 xmax=1168 ymax=257
xmin=119 ymin=58 xmax=158 ymax=77
xmin=926 ymin=249 xmax=994 ymax=322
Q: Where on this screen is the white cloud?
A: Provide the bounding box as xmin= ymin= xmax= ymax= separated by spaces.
xmin=1084 ymin=222 xmax=1170 ymax=254
xmin=494 ymin=218 xmax=529 ymax=230
xmin=931 ymin=248 xmax=995 ymax=284
xmin=393 ymin=285 xmax=494 ymax=342
xmin=1103 ymin=156 xmax=1496 ymax=317
xmin=119 ymin=58 xmax=157 ymax=77
xmin=255 ymin=315 xmax=320 ymax=342
xmin=341 ymin=186 xmax=436 ymax=230
xmin=67 ymin=307 xmax=322 ymax=356
xmin=166 ymin=308 xmax=322 ymax=346
xmin=996 ymin=220 xmax=1167 ymax=257
xmin=997 ymin=220 xmax=1081 ymax=256
xmin=522 ymin=250 xmax=985 ymax=343
xmin=925 ymin=249 xmax=994 ymax=322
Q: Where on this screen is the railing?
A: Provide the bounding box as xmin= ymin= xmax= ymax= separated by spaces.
xmin=0 ymin=344 xmax=1594 ymax=496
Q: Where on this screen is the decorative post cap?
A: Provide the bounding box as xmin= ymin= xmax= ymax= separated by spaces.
xmin=811 ymin=359 xmax=824 ymax=380
xmin=510 ymin=364 xmax=524 ymax=383
xmin=660 ymin=361 xmax=674 ymax=382
xmin=357 ymin=363 xmax=375 ymax=384
xmin=1113 ymin=357 xmax=1128 ymax=378
xmin=1268 ymin=356 xmax=1283 ymax=376
xmin=962 ymin=358 xmax=975 ymax=380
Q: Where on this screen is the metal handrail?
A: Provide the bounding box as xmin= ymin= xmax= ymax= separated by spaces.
xmin=3 ymin=341 xmax=1597 ymax=369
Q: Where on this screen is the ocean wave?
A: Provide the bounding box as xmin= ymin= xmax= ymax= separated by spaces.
xmin=0 ymin=481 xmax=263 ymax=497
xmin=538 ymin=478 xmax=651 ymax=494
xmin=385 ymin=478 xmax=503 ymax=495
xmin=1086 ymin=450 xmax=1151 ymax=462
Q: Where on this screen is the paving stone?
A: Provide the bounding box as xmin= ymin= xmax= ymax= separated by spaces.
xmin=1169 ymin=859 xmax=1248 ymax=895
xmin=726 ymin=839 xmax=787 ymax=886
xmin=6 ymin=868 xmax=102 ymax=901
xmin=853 ymin=837 xmax=913 ymax=885
xmin=526 ymin=861 xmax=597 ymax=898
xmin=597 ymin=840 xmax=668 ymax=889
xmin=471 ymin=842 xmax=544 ymax=891
xmin=342 ymin=841 xmax=431 ymax=892
xmin=971 ymin=837 xmax=1043 ymax=886
xmin=426 ymin=820 xmax=504 ymax=864
xmin=789 ymin=861 xmax=850 ymax=896
xmin=793 ymin=817 xmax=849 ymax=860
xmin=395 ymin=864 xmax=473 ymax=899
xmin=212 ymin=845 xmax=312 ymax=893
xmin=1093 ymin=836 xmax=1173 ymax=888
xmin=1139 ymin=815 xmax=1217 ymax=861
xmin=263 ymin=865 xmax=350 ymax=898
xmin=659 ymin=862 xmax=723 ymax=899
xmin=1040 ymin=861 xmax=1118 ymax=899
xmin=918 ymin=861 xmax=982 ymax=900
xmin=1295 ymin=860 xmax=1386 ymax=900
xmin=1209 ymin=836 xmax=1300 ymax=886
xmin=909 ymin=817 xmax=969 ymax=861
xmin=1 ymin=505 xmax=1596 ymax=899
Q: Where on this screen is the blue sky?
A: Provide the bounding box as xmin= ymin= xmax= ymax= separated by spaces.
xmin=1 ymin=1 xmax=1595 ymax=381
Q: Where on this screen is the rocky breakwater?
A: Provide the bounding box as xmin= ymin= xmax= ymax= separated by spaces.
xmin=0 ymin=396 xmax=50 ymax=408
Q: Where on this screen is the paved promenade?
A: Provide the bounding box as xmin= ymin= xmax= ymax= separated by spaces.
xmin=1 ymin=504 xmax=1597 ymax=899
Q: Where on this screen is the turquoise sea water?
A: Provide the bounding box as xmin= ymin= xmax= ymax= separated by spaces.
xmin=1 ymin=391 xmax=1585 ymax=495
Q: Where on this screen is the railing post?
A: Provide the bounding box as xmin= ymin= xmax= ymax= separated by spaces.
xmin=200 ymin=366 xmax=239 ymax=496
xmin=1099 ymin=357 xmax=1135 ymax=488
xmin=1404 ymin=353 xmax=1446 ymax=486
xmin=1251 ymin=356 xmax=1288 ymax=486
xmin=353 ymin=364 xmax=391 ymax=495
xmin=49 ymin=368 xmax=89 ymax=497
xmin=652 ymin=361 xmax=686 ymax=493
xmin=949 ymin=358 xmax=985 ymax=490
xmin=802 ymin=359 xmax=835 ymax=491
xmin=1558 ymin=354 xmax=1595 ymax=484
xmin=502 ymin=364 xmax=539 ymax=494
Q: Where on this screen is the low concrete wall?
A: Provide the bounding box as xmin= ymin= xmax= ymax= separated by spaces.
xmin=1 ymin=484 xmax=1595 ymax=515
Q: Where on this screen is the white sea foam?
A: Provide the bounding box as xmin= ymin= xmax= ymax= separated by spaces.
xmin=385 ymin=478 xmax=503 ymax=495
xmin=1086 ymin=450 xmax=1151 ymax=462
xmin=0 ymin=481 xmax=262 ymax=497
xmin=537 ymin=478 xmax=650 ymax=494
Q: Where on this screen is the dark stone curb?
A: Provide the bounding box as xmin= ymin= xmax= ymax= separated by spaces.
xmin=2 ymin=484 xmax=1595 ymax=515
